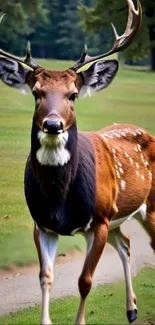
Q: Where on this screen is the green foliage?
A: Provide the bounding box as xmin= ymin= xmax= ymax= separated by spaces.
xmin=56 ymin=1 xmax=85 ymax=60
xmin=1 ymin=268 xmax=155 ymax=324
xmin=0 ymin=0 xmax=117 ymax=61
xmin=29 ymin=0 xmax=103 ymax=60
xmin=0 ymin=0 xmax=48 ymax=55
xmin=0 ymin=0 xmax=154 ymax=67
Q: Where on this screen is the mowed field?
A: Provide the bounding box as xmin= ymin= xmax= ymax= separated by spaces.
xmin=0 ymin=59 xmax=155 ymax=268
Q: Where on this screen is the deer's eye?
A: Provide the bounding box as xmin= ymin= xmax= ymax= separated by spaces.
xmin=69 ymin=93 xmax=78 ymax=102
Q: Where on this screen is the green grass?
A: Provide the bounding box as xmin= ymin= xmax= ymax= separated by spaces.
xmin=1 ymin=268 xmax=155 ymax=324
xmin=0 ymin=59 xmax=155 ymax=267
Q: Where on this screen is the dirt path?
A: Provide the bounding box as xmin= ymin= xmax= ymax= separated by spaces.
xmin=0 ymin=219 xmax=155 ymax=316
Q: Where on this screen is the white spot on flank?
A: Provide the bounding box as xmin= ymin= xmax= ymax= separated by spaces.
xmin=119 ymin=167 xmax=124 ymax=174
xmin=139 ymin=129 xmax=146 ymax=134
xmin=144 ymin=160 xmax=149 ymax=167
xmin=124 ymin=152 xmax=129 ymax=158
xmin=120 ymin=180 xmax=126 ymax=191
xmin=129 ymin=157 xmax=134 ymax=164
xmin=137 ymin=144 xmax=141 ymax=152
xmin=134 ymin=146 xmax=138 ymax=152
xmin=104 ymin=128 xmax=131 ymax=139
xmin=116 ymin=170 xmax=121 ymax=179
xmin=114 ymin=132 xmax=121 ymax=138
xmin=140 ymin=153 xmax=145 ymax=162
xmin=136 ymin=162 xmax=140 ymax=169
xmin=36 ymin=130 xmax=70 ymax=166
xmin=141 ymin=175 xmax=145 ymax=180
xmin=149 ymin=171 xmax=152 ymax=180
xmin=117 ymin=161 xmax=122 ymax=167
xmin=136 ymin=129 xmax=142 ymax=135
xmin=104 ymin=128 xmax=146 ymax=142
xmin=136 ymin=171 xmax=140 ymax=176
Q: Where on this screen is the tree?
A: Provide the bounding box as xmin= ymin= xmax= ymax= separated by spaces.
xmin=56 ymin=1 xmax=86 ymax=60
xmin=79 ymin=0 xmax=155 ymax=71
xmin=29 ymin=0 xmax=60 ymax=58
xmin=56 ymin=0 xmax=107 ymax=60
xmin=0 ymin=0 xmax=118 ymax=61
xmin=0 ymin=0 xmax=48 ymax=56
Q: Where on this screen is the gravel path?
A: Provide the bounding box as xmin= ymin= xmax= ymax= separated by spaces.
xmin=0 ymin=219 xmax=155 ymax=316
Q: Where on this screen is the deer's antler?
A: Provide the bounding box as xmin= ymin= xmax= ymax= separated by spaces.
xmin=71 ymin=0 xmax=142 ymax=72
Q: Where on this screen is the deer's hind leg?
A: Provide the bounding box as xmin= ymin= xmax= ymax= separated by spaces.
xmin=136 ymin=192 xmax=155 ymax=253
xmin=108 ymin=227 xmax=137 ymax=323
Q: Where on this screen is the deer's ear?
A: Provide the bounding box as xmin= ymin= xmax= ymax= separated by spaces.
xmin=0 ymin=58 xmax=29 ymax=93
xmin=79 ymin=60 xmax=118 ymax=97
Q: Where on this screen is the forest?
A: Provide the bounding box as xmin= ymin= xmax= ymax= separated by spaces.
xmin=0 ymin=0 xmax=154 ymax=70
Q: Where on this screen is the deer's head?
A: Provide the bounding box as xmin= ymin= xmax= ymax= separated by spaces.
xmin=0 ymin=0 xmax=142 ymax=138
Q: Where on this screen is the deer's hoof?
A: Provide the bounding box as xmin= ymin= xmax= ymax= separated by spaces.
xmin=127 ymin=309 xmax=137 ymax=323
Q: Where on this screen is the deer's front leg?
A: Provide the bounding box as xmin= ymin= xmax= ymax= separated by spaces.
xmin=76 ymin=220 xmax=109 ymax=325
xmin=34 ymin=225 xmax=58 ymax=325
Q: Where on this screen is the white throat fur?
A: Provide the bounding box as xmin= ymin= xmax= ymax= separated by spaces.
xmin=36 ymin=130 xmax=71 ymax=166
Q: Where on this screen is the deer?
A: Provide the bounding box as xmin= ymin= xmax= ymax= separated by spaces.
xmin=0 ymin=1 xmax=154 ymax=324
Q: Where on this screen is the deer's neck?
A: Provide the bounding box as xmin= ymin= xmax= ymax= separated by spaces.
xmin=30 ymin=122 xmax=78 ymax=203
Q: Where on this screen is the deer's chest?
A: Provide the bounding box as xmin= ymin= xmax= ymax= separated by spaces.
xmin=25 ymin=145 xmax=96 ymax=235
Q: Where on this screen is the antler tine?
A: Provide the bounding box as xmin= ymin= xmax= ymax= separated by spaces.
xmin=24 ymin=41 xmax=41 ymax=69
xmin=71 ymin=0 xmax=142 ymax=72
xmin=0 ymin=46 xmax=41 ymax=70
xmin=79 ymin=44 xmax=88 ymax=63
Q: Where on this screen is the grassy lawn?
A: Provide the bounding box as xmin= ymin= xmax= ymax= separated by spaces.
xmin=1 ymin=267 xmax=155 ymax=324
xmin=0 ymin=59 xmax=155 ymax=267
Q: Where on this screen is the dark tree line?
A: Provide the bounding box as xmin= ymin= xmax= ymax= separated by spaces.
xmin=0 ymin=0 xmax=154 ymax=70
xmin=0 ymin=0 xmax=105 ymax=61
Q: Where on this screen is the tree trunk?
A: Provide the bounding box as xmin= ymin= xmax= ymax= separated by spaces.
xmin=150 ymin=47 xmax=155 ymax=71
xmin=148 ymin=23 xmax=155 ymax=71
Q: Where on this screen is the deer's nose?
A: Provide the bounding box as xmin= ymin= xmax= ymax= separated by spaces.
xmin=43 ymin=120 xmax=64 ymax=135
